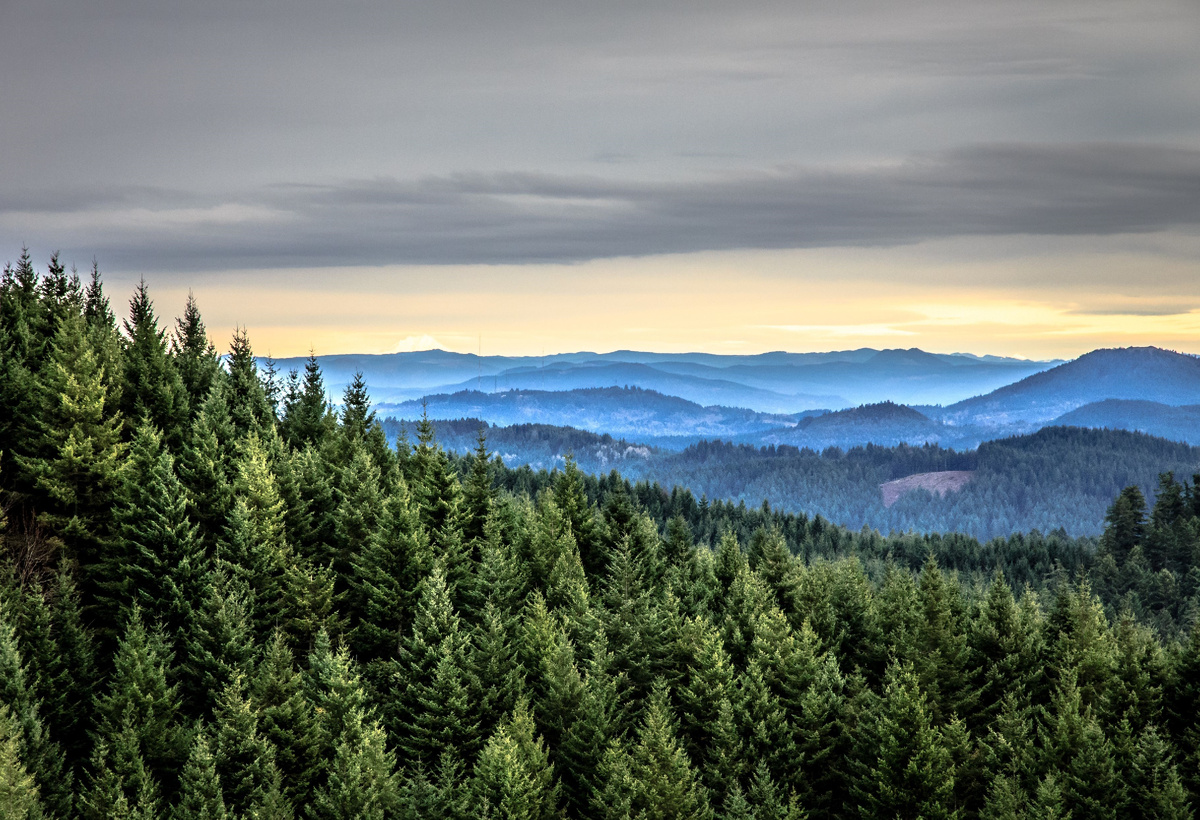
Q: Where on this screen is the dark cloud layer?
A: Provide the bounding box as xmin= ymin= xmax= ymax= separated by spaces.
xmin=5 ymin=143 xmax=1199 ymax=271
xmin=2 ymin=0 xmax=1198 ymax=275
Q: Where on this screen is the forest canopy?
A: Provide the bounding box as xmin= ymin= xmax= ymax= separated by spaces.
xmin=3 ymin=250 xmax=1200 ymax=820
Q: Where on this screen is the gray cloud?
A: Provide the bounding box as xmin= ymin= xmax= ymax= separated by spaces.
xmin=2 ymin=0 xmax=1199 ymax=276
xmin=4 ymin=142 xmax=1198 ymax=271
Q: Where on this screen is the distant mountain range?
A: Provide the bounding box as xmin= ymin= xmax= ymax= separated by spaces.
xmin=269 ymin=346 xmax=1057 ymax=413
xmin=375 ymin=386 xmax=803 ymax=444
xmin=365 ymin=346 xmax=1200 ymax=452
xmin=938 ymin=346 xmax=1200 ymax=427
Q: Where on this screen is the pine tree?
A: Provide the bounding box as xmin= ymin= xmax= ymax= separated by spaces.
xmin=79 ymin=722 xmax=162 ymax=820
xmin=0 ymin=704 xmax=41 ymax=820
xmin=210 ymin=673 xmax=276 ymax=816
xmin=93 ymin=607 xmax=187 ymax=797
xmin=472 ymin=700 xmax=560 ymax=820
xmin=174 ymin=733 xmax=228 ymax=820
xmin=252 ymin=631 xmax=322 ymax=806
xmin=119 ymin=280 xmax=188 ymax=447
xmin=629 ymin=679 xmax=714 ymax=820
xmin=171 ymin=292 xmax=222 ymax=420
xmin=851 ymin=660 xmax=957 ymax=820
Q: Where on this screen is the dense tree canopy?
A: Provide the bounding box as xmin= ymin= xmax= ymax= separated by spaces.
xmin=3 ymin=253 xmax=1200 ymax=820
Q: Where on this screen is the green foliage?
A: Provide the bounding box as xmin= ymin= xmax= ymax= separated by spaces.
xmin=11 ymin=260 xmax=1200 ymax=820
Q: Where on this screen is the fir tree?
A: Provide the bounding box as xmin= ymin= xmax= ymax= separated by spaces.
xmin=18 ymin=309 xmax=125 ymax=607
xmin=0 ymin=704 xmax=41 ymax=820
xmin=252 ymin=631 xmax=322 ymax=806
xmin=210 ymin=673 xmax=277 ymax=816
xmin=93 ymin=607 xmax=187 ymax=797
xmin=851 ymin=660 xmax=957 ymax=820
xmin=279 ymin=353 xmax=330 ymax=450
xmin=171 ymin=292 xmax=222 ymax=420
xmin=174 ymin=733 xmax=228 ymax=820
xmin=472 ymin=700 xmax=560 ymax=820
xmin=119 ymin=280 xmax=187 ymax=447
xmin=629 ymin=679 xmax=714 ymax=820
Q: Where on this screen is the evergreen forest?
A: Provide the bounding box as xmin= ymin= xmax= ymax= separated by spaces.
xmin=6 ymin=249 xmax=1200 ymax=819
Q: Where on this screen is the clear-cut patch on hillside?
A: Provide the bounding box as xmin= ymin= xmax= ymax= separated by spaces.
xmin=881 ymin=470 xmax=976 ymax=507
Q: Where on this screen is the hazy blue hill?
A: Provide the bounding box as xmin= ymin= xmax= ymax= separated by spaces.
xmin=641 ymin=426 xmax=1200 ymax=539
xmin=268 ymin=346 xmax=1054 ymax=411
xmin=432 ymin=360 xmax=835 ymax=413
xmin=651 ymin=348 xmax=1053 ymax=407
xmin=942 ymin=347 xmax=1200 ymax=428
xmin=376 ymin=386 xmax=798 ymax=442
xmin=381 ymin=417 xmax=656 ymax=473
xmin=753 ymin=401 xmax=966 ymax=449
xmin=1053 ymin=399 xmax=1200 ymax=445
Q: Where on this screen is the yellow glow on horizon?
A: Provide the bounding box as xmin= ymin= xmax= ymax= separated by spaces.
xmin=121 ymin=238 xmax=1200 ymax=361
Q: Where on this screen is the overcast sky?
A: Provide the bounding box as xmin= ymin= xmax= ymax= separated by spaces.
xmin=2 ymin=0 xmax=1199 ymax=357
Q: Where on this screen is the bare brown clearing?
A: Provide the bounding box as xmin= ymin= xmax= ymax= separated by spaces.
xmin=880 ymin=470 xmax=976 ymax=507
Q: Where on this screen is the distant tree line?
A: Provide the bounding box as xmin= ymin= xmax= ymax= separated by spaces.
xmin=3 ymin=249 xmax=1200 ymax=820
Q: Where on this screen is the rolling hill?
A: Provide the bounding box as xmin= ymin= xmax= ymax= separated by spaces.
xmin=941 ymin=347 xmax=1200 ymax=429
xmin=269 ymin=346 xmax=1055 ymax=413
xmin=375 ymin=386 xmax=800 ymax=443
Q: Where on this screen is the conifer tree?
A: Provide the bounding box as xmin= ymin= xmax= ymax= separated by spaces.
xmin=629 ymin=679 xmax=714 ymax=820
xmin=279 ymin=353 xmax=330 ymax=450
xmin=107 ymin=421 xmax=203 ymax=642
xmin=252 ymin=631 xmax=321 ymax=806
xmin=119 ymin=281 xmax=187 ymax=447
xmin=171 ymin=292 xmax=222 ymax=420
xmin=183 ymin=564 xmax=257 ymax=716
xmin=914 ymin=554 xmax=972 ymax=724
xmin=851 ymin=660 xmax=957 ymax=820
xmin=44 ymin=558 xmax=97 ymax=766
xmin=0 ymin=704 xmax=41 ymax=820
xmin=348 ymin=475 xmax=430 ymax=663
xmin=557 ymin=640 xmax=618 ymax=819
xmin=177 ymin=389 xmax=236 ymax=550
xmin=462 ymin=428 xmax=494 ymax=550
xmin=223 ymin=329 xmax=273 ymax=440
xmin=472 ymin=700 xmax=560 ymax=820
xmin=79 ymin=723 xmax=162 ymax=820
xmin=18 ymin=309 xmax=125 ymax=602
xmin=210 ymin=673 xmax=277 ymax=816
xmin=592 ymin=740 xmax=636 ymax=820
xmin=304 ymin=632 xmax=397 ymax=820
xmin=93 ymin=607 xmax=187 ymax=797
xmin=1130 ymin=725 xmax=1193 ymax=820
xmin=174 ymin=733 xmax=228 ymax=820
xmin=553 ymin=455 xmax=603 ymax=579
xmin=386 ymin=564 xmax=482 ymax=769
xmin=0 ymin=606 xmax=72 ymax=818
xmin=331 ymin=443 xmax=383 ymax=590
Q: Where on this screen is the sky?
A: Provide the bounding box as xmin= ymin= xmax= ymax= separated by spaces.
xmin=2 ymin=0 xmax=1199 ymax=359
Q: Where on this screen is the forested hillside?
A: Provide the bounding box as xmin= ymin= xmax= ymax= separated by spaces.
xmin=6 ymin=250 xmax=1200 ymax=820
